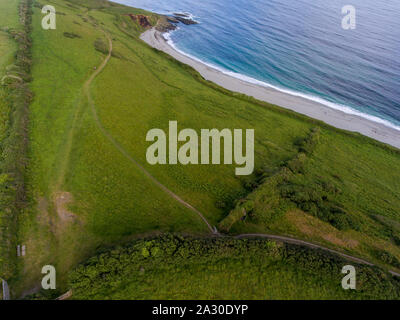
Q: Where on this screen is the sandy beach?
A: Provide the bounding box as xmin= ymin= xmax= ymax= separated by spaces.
xmin=141 ymin=29 xmax=400 ymax=149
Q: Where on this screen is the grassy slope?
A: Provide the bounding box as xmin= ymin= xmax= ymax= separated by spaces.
xmin=0 ymin=0 xmax=19 ymax=140
xmin=0 ymin=0 xmax=20 ymax=126
xmin=0 ymin=0 xmax=19 ymax=78
xmin=11 ymin=0 xmax=400 ymax=297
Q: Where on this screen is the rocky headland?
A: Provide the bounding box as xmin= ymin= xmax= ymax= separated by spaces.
xmin=156 ymin=12 xmax=198 ymax=32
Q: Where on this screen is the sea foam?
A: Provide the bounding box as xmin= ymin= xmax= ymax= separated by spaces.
xmin=164 ymin=30 xmax=400 ymax=132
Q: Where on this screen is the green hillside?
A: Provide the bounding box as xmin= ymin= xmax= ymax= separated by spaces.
xmin=0 ymin=0 xmax=399 ymax=299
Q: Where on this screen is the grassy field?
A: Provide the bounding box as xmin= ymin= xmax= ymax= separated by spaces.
xmin=1 ymin=0 xmax=398 ymax=299
xmin=0 ymin=0 xmax=20 ymax=152
xmin=0 ymin=0 xmax=20 ymax=77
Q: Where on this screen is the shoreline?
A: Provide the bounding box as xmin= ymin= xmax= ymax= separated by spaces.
xmin=140 ymin=28 xmax=400 ymax=150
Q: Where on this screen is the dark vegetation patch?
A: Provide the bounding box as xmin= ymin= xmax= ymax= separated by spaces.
xmin=280 ymin=178 xmax=359 ymax=231
xmin=94 ymin=38 xmax=107 ymax=54
xmin=375 ymin=250 xmax=400 ymax=269
xmin=33 ymin=1 xmax=43 ymax=9
xmin=371 ymin=215 xmax=400 ymax=245
xmin=63 ymin=32 xmax=81 ymax=39
xmin=66 ymin=2 xmax=80 ymax=10
xmin=94 ymin=38 xmax=123 ymax=59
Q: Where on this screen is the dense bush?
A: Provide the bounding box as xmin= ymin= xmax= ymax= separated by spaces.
xmin=280 ymin=178 xmax=359 ymax=231
xmin=94 ymin=37 xmax=123 ymax=59
xmin=94 ymin=38 xmax=108 ymax=54
xmin=295 ymin=127 xmax=320 ymax=155
xmin=67 ymin=235 xmax=400 ymax=300
xmin=376 ymin=250 xmax=400 ymax=269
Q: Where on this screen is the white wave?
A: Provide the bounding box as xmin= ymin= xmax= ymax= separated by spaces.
xmin=163 ymin=30 xmax=400 ymax=132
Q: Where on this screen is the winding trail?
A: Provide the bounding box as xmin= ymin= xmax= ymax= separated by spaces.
xmin=235 ymin=234 xmax=400 ymax=277
xmin=84 ymin=30 xmax=215 ymax=234
xmin=237 ymin=233 xmax=389 ymax=267
xmin=236 ymin=234 xmax=375 ymax=265
xmin=56 ymin=289 xmax=72 ymax=300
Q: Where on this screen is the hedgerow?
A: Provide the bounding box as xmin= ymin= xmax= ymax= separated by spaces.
xmin=66 ymin=235 xmax=400 ymax=299
xmin=0 ymin=0 xmax=32 ymax=280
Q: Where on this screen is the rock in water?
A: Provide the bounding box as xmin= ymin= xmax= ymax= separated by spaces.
xmin=174 ymin=16 xmax=198 ymax=25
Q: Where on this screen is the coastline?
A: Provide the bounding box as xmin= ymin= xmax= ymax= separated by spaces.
xmin=140 ymin=28 xmax=400 ymax=150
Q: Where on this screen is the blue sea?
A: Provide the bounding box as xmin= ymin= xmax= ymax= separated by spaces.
xmin=115 ymin=0 xmax=400 ymax=130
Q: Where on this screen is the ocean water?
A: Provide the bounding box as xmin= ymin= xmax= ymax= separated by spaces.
xmin=116 ymin=0 xmax=400 ymax=130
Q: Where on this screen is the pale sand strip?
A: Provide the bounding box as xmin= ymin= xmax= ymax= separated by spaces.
xmin=141 ymin=29 xmax=400 ymax=150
